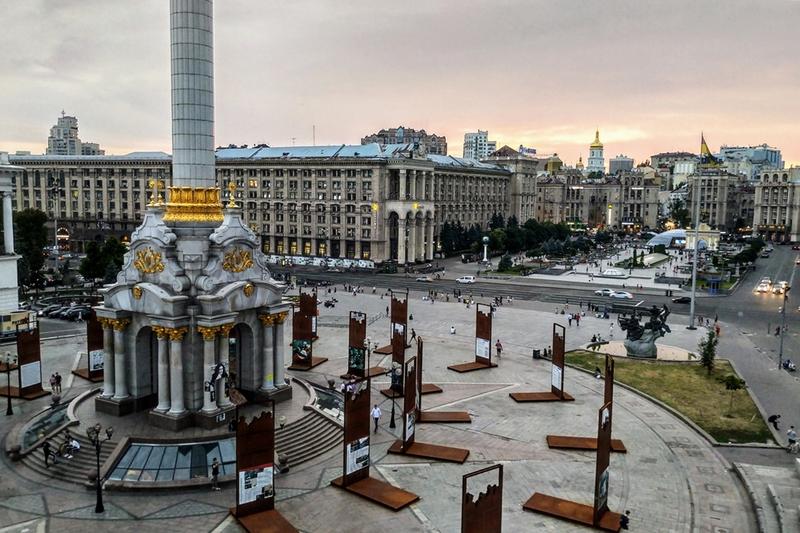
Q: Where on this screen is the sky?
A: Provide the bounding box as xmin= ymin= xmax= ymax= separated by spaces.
xmin=1 ymin=0 xmax=798 ymax=166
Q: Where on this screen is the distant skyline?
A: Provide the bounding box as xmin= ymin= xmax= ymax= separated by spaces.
xmin=1 ymin=0 xmax=797 ymax=166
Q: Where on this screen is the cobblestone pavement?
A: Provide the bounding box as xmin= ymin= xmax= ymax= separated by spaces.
xmin=0 ymin=292 xmax=758 ymax=532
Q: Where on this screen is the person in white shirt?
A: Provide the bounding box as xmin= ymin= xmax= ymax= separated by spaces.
xmin=371 ymin=404 xmax=382 ymax=434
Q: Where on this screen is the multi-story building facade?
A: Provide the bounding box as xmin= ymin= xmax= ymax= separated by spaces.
xmin=361 ymin=126 xmax=447 ymax=155
xmin=753 ymin=168 xmax=800 ymax=242
xmin=10 ymin=144 xmax=509 ymax=264
xmin=0 ymin=153 xmax=20 ymax=314
xmin=46 ymin=112 xmax=105 ymax=156
xmin=719 ymin=144 xmax=783 ymax=178
xmin=463 ymin=130 xmax=496 ymax=160
xmin=687 ymin=169 xmax=755 ymax=233
xmin=484 ymin=146 xmax=545 ymax=223
xmin=609 ymin=155 xmax=634 ymax=175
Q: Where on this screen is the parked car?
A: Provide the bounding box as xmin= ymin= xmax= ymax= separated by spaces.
xmin=46 ymin=306 xmax=68 ymax=318
xmin=671 ymin=296 xmax=691 ymax=304
xmin=38 ymin=304 xmax=60 ymax=317
xmin=610 ymin=291 xmax=633 ymax=299
xmin=415 ymin=276 xmax=432 ymax=282
xmin=594 ymin=288 xmax=615 ymax=296
xmin=64 ymin=306 xmax=91 ymax=321
xmin=456 ymin=276 xmax=476 ymax=284
xmin=792 ymin=245 xmax=800 ymax=251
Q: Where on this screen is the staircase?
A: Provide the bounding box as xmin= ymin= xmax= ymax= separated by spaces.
xmin=275 ymin=410 xmax=342 ymax=467
xmin=735 ymin=461 xmax=800 ymax=533
xmin=19 ymin=432 xmax=119 ymax=487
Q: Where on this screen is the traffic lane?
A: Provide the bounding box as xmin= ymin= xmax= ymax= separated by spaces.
xmin=38 ymin=318 xmax=86 ymax=339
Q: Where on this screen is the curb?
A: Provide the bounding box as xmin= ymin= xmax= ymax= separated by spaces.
xmin=732 ymin=462 xmax=768 ymax=533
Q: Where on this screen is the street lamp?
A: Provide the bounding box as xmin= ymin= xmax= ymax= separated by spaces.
xmin=687 ymin=197 xmax=702 ymax=330
xmin=779 ymin=286 xmax=791 ymax=369
xmin=3 ymin=351 xmax=16 ymax=416
xmin=86 ymin=423 xmax=114 ymax=513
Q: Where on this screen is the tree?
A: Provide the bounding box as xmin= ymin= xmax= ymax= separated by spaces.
xmin=595 ymin=230 xmax=613 ymax=244
xmin=498 ymin=255 xmax=513 ymax=272
xmin=101 ymin=238 xmax=128 ymax=273
xmin=80 ymin=237 xmax=128 ymax=283
xmin=507 ymin=215 xmax=519 ymax=228
xmin=489 ymin=213 xmax=505 ymax=230
xmin=80 ymin=241 xmax=106 ymax=280
xmin=719 ymin=374 xmax=746 ymax=416
xmin=668 ymin=197 xmax=691 ymax=228
xmin=14 ymin=209 xmax=49 ymax=289
xmin=698 ymin=330 xmax=718 ymax=375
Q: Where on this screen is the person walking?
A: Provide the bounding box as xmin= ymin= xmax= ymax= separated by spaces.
xmin=495 ymin=340 xmax=503 ymax=359
xmin=410 ymin=329 xmax=417 ymax=341
xmin=575 ymin=313 xmax=581 ymax=327
xmin=769 ymin=414 xmax=782 ymax=431
xmin=210 ymin=457 xmax=221 ymax=491
xmin=450 ymin=326 xmax=456 ymax=335
xmin=55 ymin=372 xmax=62 ymax=394
xmin=620 ymin=510 xmax=631 ymax=530
xmin=371 ymin=404 xmax=382 ymax=433
xmin=787 ymin=426 xmax=798 ymax=453
xmin=43 ymin=441 xmax=53 ymax=467
xmin=49 ymin=374 xmax=56 ymax=392
xmin=567 ymin=313 xmax=573 ymax=327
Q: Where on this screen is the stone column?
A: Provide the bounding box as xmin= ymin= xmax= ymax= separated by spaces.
xmin=416 ymin=219 xmax=425 ymax=261
xmin=354 ymin=240 xmax=361 ymax=259
xmin=407 ymin=218 xmax=416 ymax=263
xmin=198 ymin=326 xmax=219 ymax=413
xmin=3 ymin=193 xmax=13 ymax=254
xmin=154 ymin=326 xmax=171 ymax=411
xmin=258 ymin=315 xmax=275 ymax=390
xmin=100 ymin=319 xmax=115 ymax=398
xmin=398 ymin=169 xmax=407 ymax=200
xmin=273 ymin=312 xmax=288 ymax=387
xmin=216 ymin=323 xmax=234 ymax=408
xmin=409 ymin=170 xmax=417 ymax=200
xmin=167 ymin=327 xmax=188 ymax=415
xmin=397 ymin=218 xmax=406 ymax=264
xmin=426 ymin=219 xmax=435 ymax=260
xmin=111 ymin=319 xmax=130 ymax=400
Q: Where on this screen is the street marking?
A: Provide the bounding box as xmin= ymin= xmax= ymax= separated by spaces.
xmin=376 ymin=466 xmax=438 ymax=531
xmin=66 ymin=349 xmax=81 ymax=390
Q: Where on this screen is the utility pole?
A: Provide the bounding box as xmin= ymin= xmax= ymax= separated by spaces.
xmin=778 ymin=265 xmax=795 ymax=369
xmin=687 ymin=188 xmax=701 ymax=330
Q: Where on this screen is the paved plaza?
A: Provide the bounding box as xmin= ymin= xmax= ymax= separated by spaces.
xmin=0 ymin=290 xmax=764 ymax=532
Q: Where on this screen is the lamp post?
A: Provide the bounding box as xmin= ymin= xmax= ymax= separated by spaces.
xmin=687 ymin=195 xmax=701 ymax=330
xmin=86 ymin=423 xmax=114 ymax=513
xmin=3 ymin=351 xmax=15 ymax=416
xmin=778 ymin=267 xmax=795 ymax=369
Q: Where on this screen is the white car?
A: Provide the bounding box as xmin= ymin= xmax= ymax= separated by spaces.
xmin=610 ymin=291 xmax=633 ymax=299
xmin=594 ymin=288 xmax=615 ymax=296
xmin=756 ymin=283 xmax=770 ymax=293
xmin=415 ymin=276 xmax=432 ymax=282
xmin=456 ymin=276 xmax=476 ymax=284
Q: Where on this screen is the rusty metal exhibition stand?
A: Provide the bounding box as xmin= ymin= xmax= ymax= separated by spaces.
xmin=72 ymin=310 xmax=104 ymax=383
xmin=340 ymin=311 xmax=386 ymax=379
xmin=0 ymin=319 xmax=48 ymax=400
xmin=461 ymin=464 xmax=503 ymax=533
xmin=331 ymin=376 xmax=419 ymax=510
xmin=448 ymin=304 xmax=497 ymax=373
xmin=509 ymin=323 xmax=574 ymax=402
xmin=286 ymin=304 xmax=327 ymax=371
xmin=523 ymin=355 xmax=623 ymax=531
xmin=387 ymin=355 xmax=469 ymax=463
xmin=415 ymin=338 xmax=471 ymax=424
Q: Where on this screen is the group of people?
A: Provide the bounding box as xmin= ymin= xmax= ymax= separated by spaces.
xmin=41 ymin=429 xmax=81 ymax=467
xmin=48 ymin=372 xmax=63 ymax=394
xmin=768 ymin=414 xmax=800 ymax=453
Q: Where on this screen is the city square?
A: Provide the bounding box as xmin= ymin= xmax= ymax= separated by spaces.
xmin=1 ymin=0 xmax=799 ymax=532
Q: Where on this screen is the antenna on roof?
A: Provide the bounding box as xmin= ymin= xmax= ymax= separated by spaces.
xmin=291 ymin=137 xmax=296 ymax=146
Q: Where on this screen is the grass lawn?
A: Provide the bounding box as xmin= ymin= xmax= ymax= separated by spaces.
xmin=566 ymin=350 xmax=773 ymax=444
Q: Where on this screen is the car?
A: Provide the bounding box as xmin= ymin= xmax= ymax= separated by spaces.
xmin=38 ymin=304 xmax=60 ymax=317
xmin=760 ymin=277 xmax=773 ymax=286
xmin=594 ymin=288 xmax=615 ymax=296
xmin=415 ymin=276 xmax=432 ymax=282
xmin=796 ymin=257 xmax=800 ymax=265
xmin=46 ymin=306 xmax=68 ymax=318
xmin=610 ymin=291 xmax=633 ymax=299
xmin=792 ymin=245 xmax=800 ymax=251
xmin=761 ymin=250 xmax=771 ymax=258
xmin=456 ymin=276 xmax=475 ymax=284
xmin=756 ymin=283 xmax=770 ymax=293
xmin=672 ymin=296 xmax=691 ymax=304
xmin=773 ymin=286 xmax=784 ymax=295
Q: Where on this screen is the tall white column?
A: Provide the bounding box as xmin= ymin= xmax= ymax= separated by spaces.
xmin=426 ymin=220 xmax=434 ymax=260
xmin=409 ymin=170 xmax=417 ymax=200
xmin=199 ymin=326 xmax=218 ymax=413
xmin=273 ymin=312 xmax=287 ymax=387
xmin=167 ymin=327 xmax=187 ymax=415
xmin=3 ymin=193 xmax=13 ymax=254
xmin=216 ymin=323 xmax=233 ymax=408
xmin=154 ymin=327 xmax=170 ymax=411
xmin=398 ymin=218 xmax=407 ymax=264
xmin=111 ymin=319 xmax=130 ymax=400
xmin=416 ymin=219 xmax=424 ymax=261
xmin=407 ymin=219 xmax=417 ymax=263
xmin=101 ymin=320 xmax=114 ymax=398
xmin=259 ymin=315 xmax=275 ymax=390
xmin=398 ymin=170 xmax=407 ymax=200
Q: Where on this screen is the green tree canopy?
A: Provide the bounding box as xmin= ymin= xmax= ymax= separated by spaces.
xmin=668 ymin=197 xmax=691 ymax=228
xmin=14 ymin=209 xmax=49 ymax=288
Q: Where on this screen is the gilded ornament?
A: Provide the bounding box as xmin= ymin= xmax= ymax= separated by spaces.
xmin=163 ymin=186 xmax=224 ymax=223
xmin=110 ymin=318 xmax=131 ymax=331
xmin=132 ymin=286 xmax=143 ymax=300
xmin=152 ymin=326 xmax=170 ymax=339
xmin=166 ymin=327 xmax=188 ymax=341
xmin=243 ymin=283 xmax=255 ymax=297
xmin=227 ymin=181 xmax=239 ymax=208
xmin=97 ymin=317 xmax=112 ymax=329
xmin=274 ymin=311 xmax=288 ymax=324
xmin=218 ymin=323 xmax=235 ymax=337
xmin=133 ymin=247 xmax=165 ymax=274
xmin=258 ymin=314 xmax=276 ymax=327
xmin=197 ymin=326 xmax=219 ymax=341
xmin=222 ymin=248 xmax=254 ymax=273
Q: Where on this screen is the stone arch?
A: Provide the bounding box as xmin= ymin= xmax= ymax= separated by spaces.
xmin=134 ymin=325 xmax=158 ymax=405
xmin=387 ymin=211 xmax=400 ymax=261
xmin=226 ymin=322 xmax=255 ymax=388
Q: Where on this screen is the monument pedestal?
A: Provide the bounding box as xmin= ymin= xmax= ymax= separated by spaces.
xmin=194 ymin=404 xmax=237 ymax=430
xmin=95 ymin=395 xmax=138 ymax=417
xmin=148 ymin=409 xmax=194 ymax=432
xmin=253 ymin=384 xmax=293 ymax=404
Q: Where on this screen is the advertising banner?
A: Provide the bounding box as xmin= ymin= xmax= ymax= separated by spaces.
xmin=89 ymin=349 xmax=104 ymax=372
xmin=238 ymin=463 xmax=274 ymax=505
xmin=346 ymin=436 xmax=370 ymax=475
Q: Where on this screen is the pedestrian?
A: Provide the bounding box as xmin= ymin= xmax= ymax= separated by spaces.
xmin=769 ymin=414 xmax=781 ymax=430
xmin=43 ymin=440 xmax=53 ymax=467
xmin=620 ymin=510 xmax=630 ymax=530
xmin=409 ymin=314 xmax=413 ymax=321
xmin=594 ymin=366 xmax=602 ymax=379
xmin=410 ymin=329 xmax=417 ymax=341
xmin=609 ymin=323 xmax=614 ymax=338
xmin=575 ymin=313 xmax=580 ymax=327
xmin=371 ymin=404 xmax=382 ymax=433
xmin=386 ymin=306 xmax=389 ymax=316
xmin=495 ymin=340 xmax=502 ymax=359
xmin=788 ymin=426 xmax=798 ymax=453
xmin=210 ymin=457 xmax=221 ymax=490
xmin=49 ymin=374 xmax=56 ymax=392
xmin=55 ymin=372 xmax=62 ymax=394
xmin=450 ymin=326 xmax=456 ymax=335
xmin=567 ymin=313 xmax=573 ymax=327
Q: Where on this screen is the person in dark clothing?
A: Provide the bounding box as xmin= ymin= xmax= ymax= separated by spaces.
xmin=210 ymin=458 xmax=220 ymax=491
xmin=769 ymin=414 xmax=781 ymax=431
xmin=410 ymin=329 xmax=417 ymax=341
xmin=43 ymin=441 xmax=53 ymax=467
xmin=55 ymin=373 xmax=62 ymax=394
xmin=620 ymin=510 xmax=630 ymax=529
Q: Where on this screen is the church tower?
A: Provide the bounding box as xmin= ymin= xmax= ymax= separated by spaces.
xmin=587 ymin=129 xmax=605 ymax=174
